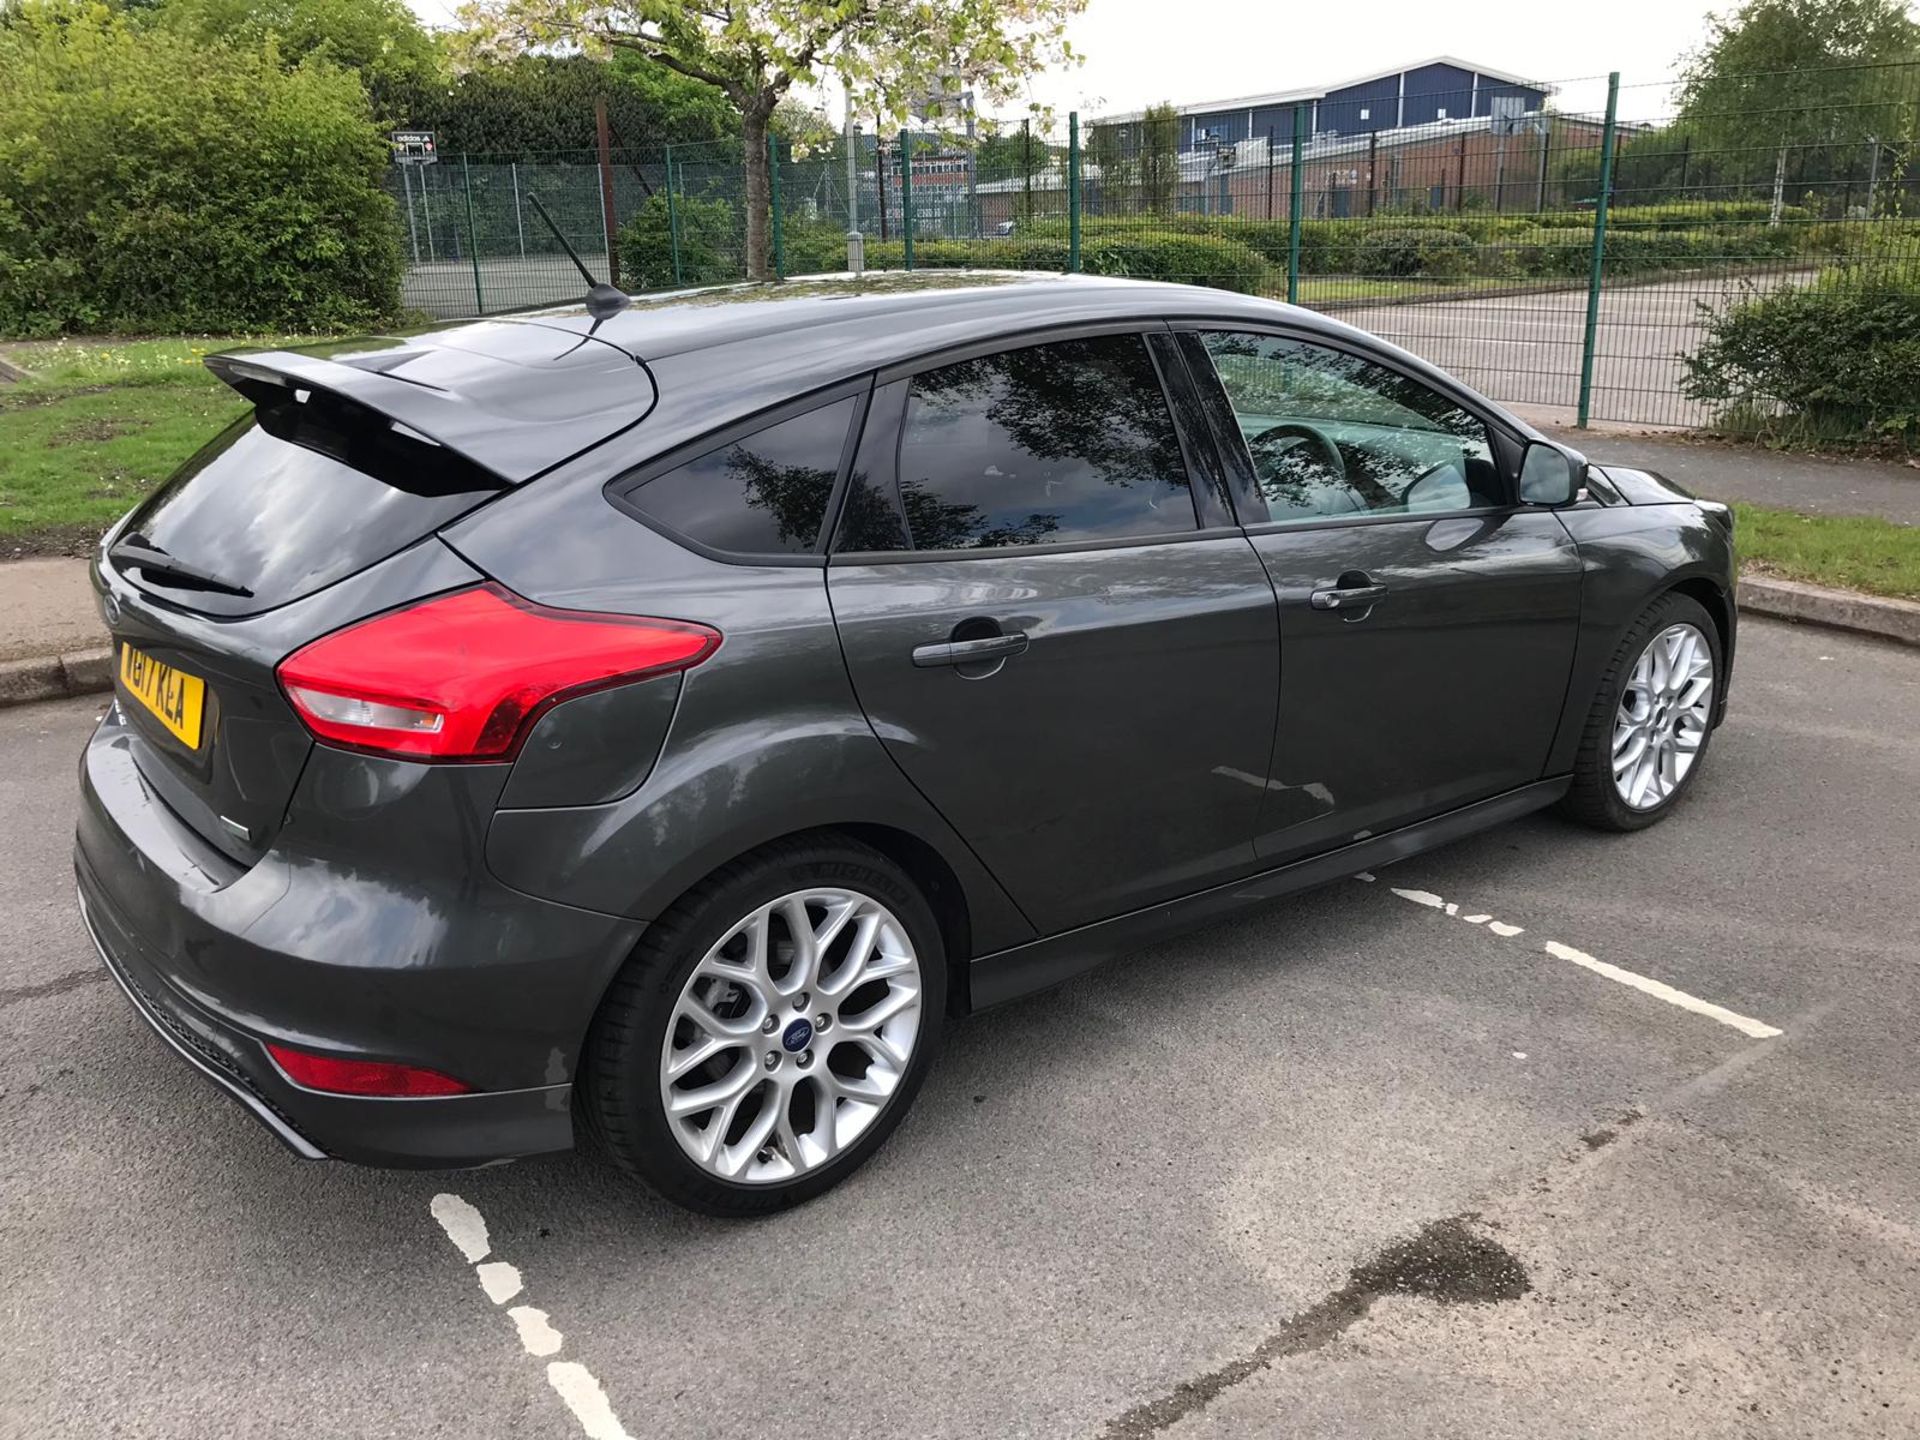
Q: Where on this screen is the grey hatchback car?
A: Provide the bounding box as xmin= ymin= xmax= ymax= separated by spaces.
xmin=76 ymin=272 xmax=1735 ymax=1215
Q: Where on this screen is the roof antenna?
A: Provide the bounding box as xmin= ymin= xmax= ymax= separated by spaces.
xmin=525 ymin=191 xmax=630 ymax=319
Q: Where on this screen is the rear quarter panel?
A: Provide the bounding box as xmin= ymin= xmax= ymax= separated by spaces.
xmin=442 ymin=485 xmax=1035 ymax=956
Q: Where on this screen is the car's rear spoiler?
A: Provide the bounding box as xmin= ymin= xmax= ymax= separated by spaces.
xmin=206 ymin=324 xmax=656 ymax=485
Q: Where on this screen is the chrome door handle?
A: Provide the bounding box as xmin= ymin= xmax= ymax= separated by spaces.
xmin=911 ymin=631 xmax=1030 ymax=668
xmin=1309 ymin=584 xmax=1388 ymax=611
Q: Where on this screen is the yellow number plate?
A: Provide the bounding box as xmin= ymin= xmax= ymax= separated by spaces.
xmin=119 ymin=644 xmax=205 ymax=749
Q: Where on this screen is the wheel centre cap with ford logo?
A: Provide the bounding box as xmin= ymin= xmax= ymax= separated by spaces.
xmin=781 ymin=1017 xmax=813 ymax=1053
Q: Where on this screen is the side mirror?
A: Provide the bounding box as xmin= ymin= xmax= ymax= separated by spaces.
xmin=1518 ymin=440 xmax=1586 ymax=506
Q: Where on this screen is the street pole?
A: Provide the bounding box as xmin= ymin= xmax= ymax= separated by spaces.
xmin=900 ymin=129 xmax=915 ymax=269
xmin=400 ymin=162 xmax=421 ymax=265
xmin=665 ymin=146 xmax=683 ymax=286
xmin=511 ymin=161 xmax=525 ymax=257
xmin=844 ymin=78 xmax=860 ymax=237
xmin=1267 ymin=127 xmax=1275 ymax=221
xmin=1576 ymin=72 xmax=1621 ymax=429
xmin=1287 ymin=104 xmax=1305 ymax=304
xmin=421 ymin=168 xmax=436 ymax=263
xmin=966 ymin=94 xmax=978 ymax=239
xmin=1023 ymin=119 xmax=1033 ymax=225
xmin=595 ymin=97 xmax=621 ymax=288
xmin=1068 ymin=112 xmax=1081 ymax=272
xmin=461 ymin=153 xmax=485 ymax=314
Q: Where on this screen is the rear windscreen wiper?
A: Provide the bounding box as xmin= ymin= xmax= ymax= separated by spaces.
xmin=109 ymin=536 xmax=254 ymax=598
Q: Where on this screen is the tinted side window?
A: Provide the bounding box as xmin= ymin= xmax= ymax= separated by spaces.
xmin=623 ymin=397 xmax=858 ymax=555
xmin=1197 ymin=331 xmax=1498 ymax=523
xmin=893 ymin=335 xmax=1195 ymax=551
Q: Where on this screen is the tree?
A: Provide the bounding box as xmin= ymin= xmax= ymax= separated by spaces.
xmin=456 ymin=0 xmax=1088 ymax=279
xmin=1679 ymin=0 xmax=1920 ymax=220
xmin=976 ymin=124 xmax=1050 ymax=185
xmin=414 ymin=52 xmax=734 ymax=152
xmin=150 ymin=0 xmax=444 ymax=120
xmin=1137 ymin=101 xmax=1180 ymax=216
xmin=0 ymin=0 xmax=400 ymax=334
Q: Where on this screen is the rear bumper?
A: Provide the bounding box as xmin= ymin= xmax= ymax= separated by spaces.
xmin=75 ymin=704 xmax=646 ymax=1168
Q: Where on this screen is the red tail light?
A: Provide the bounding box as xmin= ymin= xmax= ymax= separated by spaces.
xmin=277 ymin=583 xmax=720 ymax=762
xmin=265 ymin=1042 xmax=474 ymax=1097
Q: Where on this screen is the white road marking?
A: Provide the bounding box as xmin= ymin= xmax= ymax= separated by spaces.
xmin=1369 ymin=881 xmax=1784 ymax=1039
xmin=510 ymin=1306 xmax=565 ymax=1357
xmin=1355 ymin=871 xmax=1377 ymax=882
xmin=548 ymin=1363 xmax=633 ymax=1440
xmin=1544 ymin=941 xmax=1784 ymax=1039
xmin=477 ymin=1261 xmax=524 ymax=1305
xmin=430 ymin=1193 xmax=491 ymax=1262
xmin=1512 ymin=1051 xmax=1528 ymax=1060
xmin=431 ymin=1194 xmax=633 ymax=1440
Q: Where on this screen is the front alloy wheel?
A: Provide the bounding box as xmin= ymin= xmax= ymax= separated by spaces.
xmin=1561 ymin=590 xmax=1723 ymax=832
xmin=1611 ymin=622 xmax=1715 ymax=810
xmin=661 ymin=889 xmax=924 ymax=1185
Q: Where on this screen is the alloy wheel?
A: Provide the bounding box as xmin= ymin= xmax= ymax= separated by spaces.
xmin=659 ymin=888 xmax=924 ymax=1185
xmin=1612 ymin=621 xmax=1715 ymax=811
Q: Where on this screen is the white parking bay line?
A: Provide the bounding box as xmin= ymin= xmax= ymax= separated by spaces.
xmin=1372 ymin=880 xmax=1784 ymax=1040
xmin=430 ymin=1193 xmax=634 ymax=1440
xmin=1542 ymin=940 xmax=1784 ymax=1040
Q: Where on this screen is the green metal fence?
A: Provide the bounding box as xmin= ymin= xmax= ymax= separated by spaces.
xmin=392 ymin=59 xmax=1920 ymax=438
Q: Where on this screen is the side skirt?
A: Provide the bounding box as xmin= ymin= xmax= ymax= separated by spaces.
xmin=966 ymin=776 xmax=1570 ymax=1012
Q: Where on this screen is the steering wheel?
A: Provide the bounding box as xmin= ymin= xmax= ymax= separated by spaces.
xmin=1245 ymin=422 xmax=1347 ymax=503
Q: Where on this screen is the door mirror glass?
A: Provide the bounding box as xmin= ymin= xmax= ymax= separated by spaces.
xmin=1519 ymin=440 xmax=1584 ymax=506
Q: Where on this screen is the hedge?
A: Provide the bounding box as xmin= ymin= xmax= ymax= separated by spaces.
xmin=0 ymin=4 xmax=402 ymax=336
xmin=619 ymin=193 xmax=742 ymax=289
xmin=864 ymin=231 xmax=1273 ymax=294
xmin=1681 ymin=260 xmax=1920 ymax=442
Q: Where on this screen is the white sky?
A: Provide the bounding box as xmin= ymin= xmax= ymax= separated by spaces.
xmin=405 ymin=0 xmax=1730 ymax=128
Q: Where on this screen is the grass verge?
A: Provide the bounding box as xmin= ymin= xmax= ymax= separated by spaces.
xmin=1735 ymin=503 xmax=1920 ymax=602
xmin=0 ymin=336 xmax=293 ymax=555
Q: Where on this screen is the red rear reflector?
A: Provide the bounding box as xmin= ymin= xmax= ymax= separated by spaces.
xmin=276 ymin=583 xmax=720 ymax=761
xmin=265 ymin=1043 xmax=473 ymax=1097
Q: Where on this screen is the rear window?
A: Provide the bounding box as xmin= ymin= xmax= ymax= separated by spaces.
xmin=614 ymin=398 xmax=859 ymax=558
xmin=890 ymin=335 xmax=1193 ymax=552
xmin=116 ymin=400 xmax=502 ymax=616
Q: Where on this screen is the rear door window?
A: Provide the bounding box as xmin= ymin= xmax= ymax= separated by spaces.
xmin=615 ymin=397 xmax=859 ymax=557
xmin=116 ymin=401 xmax=503 ymax=617
xmin=854 ymin=334 xmax=1196 ymax=553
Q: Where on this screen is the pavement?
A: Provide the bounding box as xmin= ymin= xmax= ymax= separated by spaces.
xmin=3 ymin=616 xmax=1917 ymax=1439
xmin=1336 ymin=271 xmax=1813 ymax=431
xmin=0 ymin=558 xmax=103 ymax=664
xmin=1540 ymin=427 xmax=1920 ymax=525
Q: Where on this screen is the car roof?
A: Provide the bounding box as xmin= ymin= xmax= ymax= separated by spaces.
xmin=233 ymin=270 xmax=1522 ymax=488
xmin=499 ymin=270 xmax=1396 ymax=448
xmin=519 ymin=270 xmax=1316 ymax=370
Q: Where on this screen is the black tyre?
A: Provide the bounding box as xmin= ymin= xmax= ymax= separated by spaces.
xmin=580 ymin=834 xmax=946 ymax=1217
xmin=1560 ymin=591 xmax=1722 ymax=832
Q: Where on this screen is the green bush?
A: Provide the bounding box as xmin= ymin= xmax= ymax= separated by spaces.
xmin=865 ymin=229 xmax=1272 ymax=294
xmin=618 ymin=193 xmax=742 ymax=289
xmin=0 ymin=2 xmax=401 ymax=336
xmin=781 ymin=217 xmax=854 ymax=275
xmin=865 ymin=238 xmax=1069 ymax=272
xmin=1501 ymin=225 xmax=1798 ymax=279
xmin=1353 ymin=226 xmax=1479 ymax=278
xmin=1681 ymin=261 xmax=1920 ymax=442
